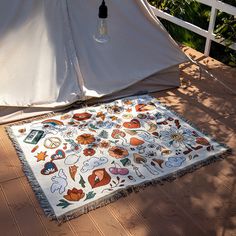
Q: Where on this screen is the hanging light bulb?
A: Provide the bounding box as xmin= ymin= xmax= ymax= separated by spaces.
xmin=94 ymin=0 xmax=109 ymax=43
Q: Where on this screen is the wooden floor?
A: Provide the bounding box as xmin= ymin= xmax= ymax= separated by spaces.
xmin=0 ymin=47 xmax=235 ymax=236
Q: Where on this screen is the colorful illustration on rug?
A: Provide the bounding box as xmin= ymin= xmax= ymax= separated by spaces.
xmin=8 ymin=94 xmax=229 ymax=220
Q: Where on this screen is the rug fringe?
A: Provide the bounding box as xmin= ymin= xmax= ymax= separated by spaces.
xmin=4 ymin=94 xmax=232 ymax=224
xmin=5 ymin=126 xmax=56 ymax=219
xmin=148 ymin=94 xmax=232 ymax=151
xmin=54 ymin=147 xmax=231 ymax=224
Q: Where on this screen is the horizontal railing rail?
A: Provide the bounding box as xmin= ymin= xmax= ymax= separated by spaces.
xmin=150 ymin=0 xmax=236 ymax=56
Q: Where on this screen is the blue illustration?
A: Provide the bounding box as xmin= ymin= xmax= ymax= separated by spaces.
xmin=51 ymin=169 xmax=68 ymax=194
xmin=165 ymin=156 xmax=186 ymax=168
xmin=41 ymin=161 xmax=58 ymax=175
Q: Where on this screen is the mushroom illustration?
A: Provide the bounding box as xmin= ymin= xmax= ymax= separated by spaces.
xmin=151 ymin=159 xmax=164 ymax=173
xmin=133 ymin=153 xmax=159 ymax=175
xmin=111 ymin=129 xmax=128 ymax=146
xmin=160 ymin=146 xmax=172 ymax=156
xmin=152 ymin=158 xmax=164 ymax=168
xmin=133 ymin=153 xmax=148 ymax=165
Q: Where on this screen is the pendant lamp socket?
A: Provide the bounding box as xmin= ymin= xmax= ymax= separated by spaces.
xmin=94 ymin=0 xmax=110 ymax=43
xmin=99 ymin=0 xmax=108 ymax=19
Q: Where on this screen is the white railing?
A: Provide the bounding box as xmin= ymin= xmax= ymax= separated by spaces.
xmin=150 ymin=0 xmax=236 ymax=56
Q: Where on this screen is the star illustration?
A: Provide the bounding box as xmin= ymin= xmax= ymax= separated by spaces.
xmin=35 ymin=151 xmax=48 ymax=162
xmin=126 ymin=108 xmax=132 ymax=112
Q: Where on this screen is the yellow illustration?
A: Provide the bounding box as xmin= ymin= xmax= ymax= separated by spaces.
xmin=35 ymin=151 xmax=48 ymax=162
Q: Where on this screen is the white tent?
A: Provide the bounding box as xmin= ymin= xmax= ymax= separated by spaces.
xmin=0 ymin=0 xmax=188 ymax=123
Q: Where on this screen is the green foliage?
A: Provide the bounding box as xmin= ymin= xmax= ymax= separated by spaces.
xmin=149 ymin=0 xmax=209 ymax=30
xmin=220 ymin=0 xmax=236 ymax=7
xmin=214 ymin=11 xmax=236 ymax=66
xmin=148 ymin=0 xmax=236 ymax=67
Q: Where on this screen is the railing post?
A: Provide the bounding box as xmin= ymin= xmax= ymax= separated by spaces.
xmin=204 ymin=1 xmax=218 ymax=56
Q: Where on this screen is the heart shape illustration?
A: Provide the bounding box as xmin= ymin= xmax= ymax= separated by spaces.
xmin=73 ymin=112 xmax=92 ymax=121
xmin=51 ymin=149 xmax=65 ymax=161
xmin=123 ymin=119 xmax=141 ymax=129
xmin=41 ymin=162 xmax=58 ymax=175
xmin=88 ymin=168 xmax=111 ymax=189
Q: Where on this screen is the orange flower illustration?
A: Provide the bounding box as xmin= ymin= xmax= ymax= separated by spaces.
xmin=108 ymin=146 xmax=129 ymax=159
xmin=76 ymin=134 xmax=95 ymax=145
xmin=96 ymin=112 xmax=106 ymax=121
xmin=99 ymin=141 xmax=110 ymax=148
xmin=123 ymin=100 xmax=133 ymax=105
xmin=64 ymin=188 xmax=85 ymax=201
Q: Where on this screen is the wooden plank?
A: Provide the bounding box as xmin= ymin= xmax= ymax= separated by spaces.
xmin=89 ymin=206 xmax=130 ymax=236
xmin=108 ymin=197 xmax=154 ymax=236
xmin=0 ymin=126 xmax=24 ymax=183
xmin=0 ymin=185 xmax=21 ymax=236
xmin=70 ymin=213 xmax=102 ymax=236
xmin=1 ymin=126 xmax=77 ymax=235
xmin=0 ymin=48 xmax=235 ymax=235
xmin=158 ymin=170 xmax=234 ymax=235
xmin=1 ymin=178 xmax=48 ymax=236
xmin=129 ymin=187 xmax=205 ymax=236
xmin=21 ymin=177 xmax=76 ymax=236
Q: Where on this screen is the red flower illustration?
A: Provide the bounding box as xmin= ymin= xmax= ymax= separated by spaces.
xmin=83 ymin=148 xmax=96 ymax=156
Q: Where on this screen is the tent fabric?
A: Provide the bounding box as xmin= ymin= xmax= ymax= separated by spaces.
xmin=0 ymin=0 xmax=187 ymax=109
xmin=87 ymin=65 xmax=181 ymax=104
xmin=0 ymin=65 xmax=179 ymax=124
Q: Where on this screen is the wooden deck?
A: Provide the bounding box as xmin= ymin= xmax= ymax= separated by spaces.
xmin=0 ymin=47 xmax=235 ymax=236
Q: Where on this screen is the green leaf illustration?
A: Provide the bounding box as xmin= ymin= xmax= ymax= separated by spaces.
xmin=56 ymin=199 xmax=72 ymax=209
xmin=65 ymin=139 xmax=77 ymax=146
xmin=79 ymin=175 xmax=86 ymax=188
xmin=84 ymin=191 xmax=96 ymax=201
xmin=110 ymin=140 xmax=119 ymax=144
xmin=89 ymin=124 xmax=99 ymax=130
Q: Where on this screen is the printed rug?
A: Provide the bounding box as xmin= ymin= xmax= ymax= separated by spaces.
xmin=7 ymin=95 xmax=230 ymax=221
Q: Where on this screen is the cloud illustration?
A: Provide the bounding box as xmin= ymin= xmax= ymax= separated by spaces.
xmin=81 ymin=157 xmax=108 ymax=173
xmin=165 ymin=156 xmax=186 ymax=168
